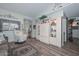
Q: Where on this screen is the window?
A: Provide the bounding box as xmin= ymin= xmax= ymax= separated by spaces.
xmin=0 ymin=19 xmax=20 ymax=31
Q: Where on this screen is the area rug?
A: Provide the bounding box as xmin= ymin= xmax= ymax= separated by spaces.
xmin=12 ymin=44 xmax=40 ymax=56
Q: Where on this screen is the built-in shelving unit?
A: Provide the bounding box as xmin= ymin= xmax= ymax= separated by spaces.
xmin=50 ymin=19 xmax=56 ymax=38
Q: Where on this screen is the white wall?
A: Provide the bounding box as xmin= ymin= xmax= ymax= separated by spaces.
xmin=36 ymin=23 xmax=50 ymax=44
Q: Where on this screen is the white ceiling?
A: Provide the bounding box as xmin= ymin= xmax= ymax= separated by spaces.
xmin=0 ymin=3 xmax=79 ymax=19
xmin=64 ymin=4 xmax=79 ymax=17
xmin=0 ymin=3 xmax=58 ymax=19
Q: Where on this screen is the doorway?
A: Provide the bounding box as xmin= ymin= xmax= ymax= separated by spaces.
xmin=67 ymin=18 xmax=79 ymax=45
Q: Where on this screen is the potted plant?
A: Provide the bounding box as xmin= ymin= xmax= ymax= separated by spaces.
xmin=39 ymin=15 xmax=47 ymax=23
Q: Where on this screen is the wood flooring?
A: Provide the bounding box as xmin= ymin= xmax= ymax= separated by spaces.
xmin=0 ymin=38 xmax=79 ymax=56
xmin=26 ymin=39 xmax=79 ymax=56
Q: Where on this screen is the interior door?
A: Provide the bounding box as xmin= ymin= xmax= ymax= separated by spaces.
xmin=39 ymin=23 xmax=50 ymax=44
